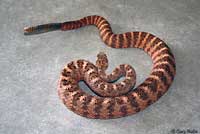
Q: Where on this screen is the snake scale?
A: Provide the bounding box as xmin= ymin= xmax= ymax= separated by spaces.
xmin=24 ymin=15 xmax=176 ymax=119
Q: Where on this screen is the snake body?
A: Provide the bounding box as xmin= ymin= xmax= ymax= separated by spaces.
xmin=24 ymin=15 xmax=176 ymax=119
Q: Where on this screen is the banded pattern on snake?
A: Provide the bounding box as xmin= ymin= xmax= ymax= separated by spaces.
xmin=24 ymin=15 xmax=176 ymax=119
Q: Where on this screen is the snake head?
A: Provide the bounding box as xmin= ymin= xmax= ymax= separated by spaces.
xmin=96 ymin=52 xmax=108 ymax=71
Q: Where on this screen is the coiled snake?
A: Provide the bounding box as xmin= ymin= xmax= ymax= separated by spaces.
xmin=24 ymin=15 xmax=176 ymax=119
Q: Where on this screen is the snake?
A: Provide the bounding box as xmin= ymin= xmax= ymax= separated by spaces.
xmin=24 ymin=15 xmax=176 ymax=119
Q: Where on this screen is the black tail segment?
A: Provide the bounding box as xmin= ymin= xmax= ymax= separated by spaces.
xmin=24 ymin=23 xmax=61 ymax=35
